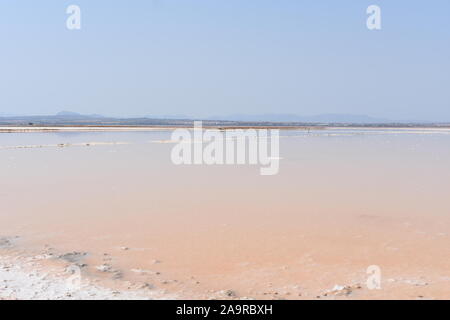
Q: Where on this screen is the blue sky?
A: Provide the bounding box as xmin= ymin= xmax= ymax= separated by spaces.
xmin=0 ymin=0 xmax=449 ymax=121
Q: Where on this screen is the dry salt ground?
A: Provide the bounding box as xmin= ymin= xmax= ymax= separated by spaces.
xmin=0 ymin=256 xmax=176 ymax=300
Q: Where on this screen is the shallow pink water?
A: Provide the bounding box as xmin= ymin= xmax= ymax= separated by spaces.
xmin=1 ymin=128 xmax=450 ymax=299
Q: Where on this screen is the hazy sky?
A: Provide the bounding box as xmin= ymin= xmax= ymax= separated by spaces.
xmin=1 ymin=1 xmax=449 ymax=121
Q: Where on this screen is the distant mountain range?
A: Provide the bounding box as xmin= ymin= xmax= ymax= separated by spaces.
xmin=0 ymin=111 xmax=444 ymax=126
xmin=50 ymin=111 xmax=395 ymax=124
xmin=207 ymin=113 xmax=392 ymax=124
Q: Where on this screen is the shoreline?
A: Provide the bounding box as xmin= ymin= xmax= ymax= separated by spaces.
xmin=2 ymin=125 xmax=450 ymax=133
xmin=0 ymin=126 xmax=319 ymax=133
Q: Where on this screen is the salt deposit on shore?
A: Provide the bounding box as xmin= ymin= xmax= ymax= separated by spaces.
xmin=0 ymin=255 xmax=176 ymax=300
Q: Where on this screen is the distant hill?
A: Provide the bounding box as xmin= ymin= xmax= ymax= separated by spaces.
xmin=56 ymin=111 xmax=82 ymax=117
xmin=55 ymin=111 xmax=105 ymax=118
